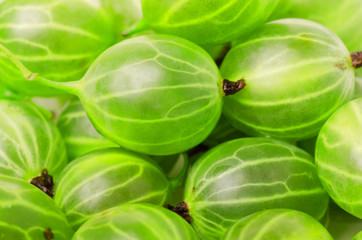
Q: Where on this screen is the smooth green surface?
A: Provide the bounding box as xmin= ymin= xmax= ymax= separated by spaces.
xmin=222 ymin=209 xmax=333 ymax=240
xmin=221 ymin=19 xmax=355 ymax=140
xmin=356 ymin=77 xmax=362 ymax=98
xmin=76 ymin=34 xmax=223 ymax=155
xmin=0 ymin=0 xmax=114 ymax=96
xmin=353 ymin=232 xmax=362 ymax=240
xmin=57 ymin=98 xmax=118 ymax=160
xmin=0 ymin=100 xmax=67 ymax=181
xmin=102 ymin=0 xmax=142 ymax=41
xmin=316 ymin=98 xmax=362 ymax=218
xmin=285 ymin=0 xmax=362 ymax=52
xmin=184 ymin=137 xmax=329 ymax=240
xmin=72 ymin=204 xmax=199 ymax=240
xmin=54 ymin=148 xmax=170 ymax=229
xmin=141 ymin=0 xmax=279 ymax=45
xmin=0 ymin=176 xmax=74 ymax=239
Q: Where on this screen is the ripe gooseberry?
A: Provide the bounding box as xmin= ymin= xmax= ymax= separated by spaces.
xmin=54 ymin=148 xmax=187 ymax=229
xmin=138 ymin=0 xmax=279 ymax=45
xmin=315 ymin=98 xmax=362 ymax=218
xmin=0 ymin=100 xmax=67 ymax=197
xmin=222 ymin=209 xmax=333 ymax=240
xmin=0 ymin=34 xmax=245 ymax=155
xmin=0 ymin=0 xmax=114 ymax=96
xmin=72 ymin=204 xmax=199 ymax=240
xmin=0 ymin=176 xmax=74 ymax=239
xmin=57 ymin=98 xmax=118 ymax=160
xmin=221 ymin=19 xmax=358 ymax=140
xmin=175 ymin=138 xmax=329 ymax=240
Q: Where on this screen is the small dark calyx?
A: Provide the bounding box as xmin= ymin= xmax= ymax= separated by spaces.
xmin=165 ymin=202 xmax=192 ymax=223
xmin=30 ymin=169 xmax=54 ymax=198
xmin=43 ymin=228 xmax=54 ymax=240
xmin=223 ymin=79 xmax=246 ymax=96
xmin=351 ymin=51 xmax=362 ymax=69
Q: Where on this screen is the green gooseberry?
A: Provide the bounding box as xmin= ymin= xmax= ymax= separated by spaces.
xmin=315 ymin=98 xmax=362 ymax=218
xmin=222 ymin=209 xmax=333 ymax=240
xmin=178 ymin=137 xmax=329 ymax=240
xmin=203 ymin=114 xmax=246 ymax=148
xmin=221 ymin=18 xmax=358 ymax=140
xmin=72 ymin=203 xmax=199 ymax=240
xmin=356 ymin=77 xmax=362 ymax=98
xmin=54 ymin=148 xmax=187 ymax=229
xmin=0 ymin=176 xmax=74 ymax=239
xmin=102 ymin=0 xmax=142 ymax=41
xmin=284 ymin=0 xmax=362 ymax=52
xmin=57 ymin=98 xmax=118 ymax=160
xmin=268 ymin=0 xmax=293 ymax=21
xmin=0 ymin=0 xmax=114 ymax=96
xmin=353 ymin=232 xmax=362 ymax=240
xmin=0 ymin=34 xmax=243 ymax=155
xmin=139 ymin=0 xmax=279 ymax=45
xmin=202 ymin=43 xmax=231 ymax=66
xmin=0 ymin=100 xmax=67 ymax=197
xmin=297 ymin=136 xmax=317 ymax=157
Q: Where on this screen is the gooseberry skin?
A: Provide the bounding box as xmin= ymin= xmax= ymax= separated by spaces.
xmin=0 ymin=0 xmax=114 ymax=96
xmin=72 ymin=204 xmax=199 ymax=240
xmin=221 ymin=19 xmax=355 ymax=140
xmin=0 ymin=176 xmax=74 ymax=239
xmin=0 ymin=100 xmax=67 ymax=181
xmin=57 ymin=98 xmax=118 ymax=160
xmin=315 ymin=98 xmax=362 ymax=218
xmin=141 ymin=0 xmax=279 ymax=45
xmin=54 ymin=148 xmax=171 ymax=229
xmin=221 ymin=209 xmax=333 ymax=240
xmin=184 ymin=138 xmax=329 ymax=240
xmin=77 ymin=34 xmax=223 ymax=155
xmin=352 ymin=231 xmax=362 ymax=240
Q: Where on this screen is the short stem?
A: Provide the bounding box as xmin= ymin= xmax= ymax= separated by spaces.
xmin=223 ymin=79 xmax=246 ymax=96
xmin=122 ymin=18 xmax=150 ymax=37
xmin=0 ymin=43 xmax=81 ymax=95
xmin=351 ymin=51 xmax=362 ymax=69
xmin=30 ymin=169 xmax=54 ymax=198
xmin=165 ymin=201 xmax=192 ymax=223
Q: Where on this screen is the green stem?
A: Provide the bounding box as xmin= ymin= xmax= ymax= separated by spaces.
xmin=122 ymin=18 xmax=150 ymax=37
xmin=169 ymin=153 xmax=189 ymax=190
xmin=0 ymin=43 xmax=81 ymax=96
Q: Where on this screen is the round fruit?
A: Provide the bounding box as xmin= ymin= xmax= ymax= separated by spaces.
xmin=0 ymin=0 xmax=114 ymax=96
xmin=221 ymin=18 xmax=356 ymax=140
xmin=0 ymin=176 xmax=74 ymax=239
xmin=182 ymin=138 xmax=329 ymax=240
xmin=0 ymin=100 xmax=67 ymax=196
xmin=140 ymin=0 xmax=279 ymax=45
xmin=54 ymin=148 xmax=172 ymax=229
xmin=72 ymin=204 xmax=199 ymax=240
xmin=3 ymin=34 xmax=230 ymax=155
xmin=316 ymin=98 xmax=362 ymax=218
xmin=222 ymin=209 xmax=333 ymax=240
xmin=57 ymin=98 xmax=118 ymax=160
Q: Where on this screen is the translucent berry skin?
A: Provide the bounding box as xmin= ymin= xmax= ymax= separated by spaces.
xmin=54 ymin=148 xmax=171 ymax=229
xmin=316 ymin=98 xmax=362 ymax=218
xmin=141 ymin=0 xmax=279 ymax=45
xmin=0 ymin=100 xmax=67 ymax=181
xmin=0 ymin=0 xmax=114 ymax=96
xmin=72 ymin=204 xmax=199 ymax=240
xmin=221 ymin=19 xmax=355 ymax=140
xmin=184 ymin=138 xmax=329 ymax=240
xmin=57 ymin=98 xmax=118 ymax=160
xmin=77 ymin=34 xmax=223 ymax=155
xmin=222 ymin=209 xmax=333 ymax=240
xmin=0 ymin=176 xmax=74 ymax=239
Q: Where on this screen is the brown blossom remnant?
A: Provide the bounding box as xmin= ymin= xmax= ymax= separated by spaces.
xmin=165 ymin=202 xmax=193 ymax=223
xmin=351 ymin=51 xmax=362 ymax=69
xmin=30 ymin=169 xmax=54 ymax=198
xmin=43 ymin=228 xmax=54 ymax=240
xmin=223 ymin=79 xmax=246 ymax=96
